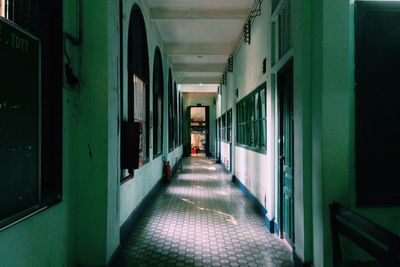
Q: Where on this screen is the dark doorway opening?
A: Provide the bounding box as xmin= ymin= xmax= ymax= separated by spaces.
xmin=189 ymin=106 xmax=210 ymax=156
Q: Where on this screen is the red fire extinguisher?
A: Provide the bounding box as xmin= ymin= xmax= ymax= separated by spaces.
xmin=163 ymin=158 xmax=171 ymax=183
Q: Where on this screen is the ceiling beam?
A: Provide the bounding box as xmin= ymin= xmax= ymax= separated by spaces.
xmin=180 ymin=84 xmax=218 ymax=93
xmin=150 ymin=8 xmax=249 ymax=20
xmin=173 ymin=63 xmax=226 ymax=73
xmin=178 ymin=77 xmax=221 ymax=84
xmin=165 ymin=43 xmax=233 ymax=56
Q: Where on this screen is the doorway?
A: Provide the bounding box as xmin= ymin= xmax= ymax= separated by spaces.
xmin=278 ymin=59 xmax=294 ymax=244
xmin=189 ymin=106 xmax=209 ymax=156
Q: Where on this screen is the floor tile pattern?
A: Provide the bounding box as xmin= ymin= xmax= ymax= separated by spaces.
xmin=112 ymin=157 xmax=294 ymax=267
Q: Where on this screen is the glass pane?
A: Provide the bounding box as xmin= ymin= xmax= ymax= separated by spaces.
xmin=133 ymin=75 xmax=147 ymax=163
xmin=260 ymin=88 xmax=266 ymax=118
xmin=239 ymin=124 xmax=241 ymax=144
xmin=239 ymin=104 xmax=242 ymax=123
xmin=134 ymin=75 xmax=145 ymax=122
xmin=260 ymin=120 xmax=266 ymax=147
xmin=248 ymin=97 xmax=254 ymax=122
xmin=255 ymin=93 xmax=259 ymax=120
xmin=157 ymin=96 xmax=162 ymax=153
xmin=242 ymin=102 xmax=245 ymax=122
xmin=254 ymin=121 xmax=259 ymax=146
xmin=252 ymin=122 xmax=256 ymax=147
xmin=245 ymin=123 xmax=250 ymax=146
xmin=279 ymin=0 xmax=292 ymax=58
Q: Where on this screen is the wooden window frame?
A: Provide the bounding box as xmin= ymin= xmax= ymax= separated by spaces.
xmin=168 ymin=69 xmax=174 ymax=152
xmin=236 ymin=82 xmax=267 ymax=154
xmin=121 ymin=4 xmax=150 ymax=183
xmin=152 ymin=47 xmax=163 ymax=158
xmin=173 ymin=82 xmax=178 ymax=148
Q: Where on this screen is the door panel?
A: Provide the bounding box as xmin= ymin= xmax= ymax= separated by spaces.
xmin=279 ymin=60 xmax=294 ymax=244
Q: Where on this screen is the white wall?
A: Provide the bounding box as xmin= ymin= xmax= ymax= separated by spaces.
xmin=229 ymin=0 xmax=275 ymax=221
xmin=220 ymin=142 xmax=231 ymax=171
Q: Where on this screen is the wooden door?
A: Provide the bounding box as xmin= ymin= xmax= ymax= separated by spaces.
xmin=278 ymin=60 xmax=294 ymax=244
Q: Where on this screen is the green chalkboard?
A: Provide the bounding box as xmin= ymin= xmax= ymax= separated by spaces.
xmin=0 ymin=17 xmax=41 ymax=224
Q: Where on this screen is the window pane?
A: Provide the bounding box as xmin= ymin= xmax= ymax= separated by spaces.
xmin=134 ymin=75 xmax=145 ymax=121
xmin=255 ymin=93 xmax=259 ymax=120
xmin=157 ymin=96 xmax=162 ymax=153
xmin=242 ymin=102 xmax=246 ymax=124
xmin=252 ymin=121 xmax=256 ymax=147
xmin=133 ymin=75 xmax=146 ymax=164
xmin=260 ymin=88 xmax=266 ymax=118
xmin=239 ymin=125 xmax=243 ymax=144
xmin=260 ymin=120 xmax=266 ymax=146
xmin=168 ymin=71 xmax=173 ymax=150
xmin=254 ymin=120 xmax=259 ymax=146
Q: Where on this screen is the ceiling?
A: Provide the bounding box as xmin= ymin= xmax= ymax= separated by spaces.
xmin=145 ymin=0 xmax=255 ymax=86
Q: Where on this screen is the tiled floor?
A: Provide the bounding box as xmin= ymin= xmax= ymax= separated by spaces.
xmin=111 ymin=156 xmax=294 ymax=267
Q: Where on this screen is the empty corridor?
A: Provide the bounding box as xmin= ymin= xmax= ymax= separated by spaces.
xmin=112 ymin=157 xmax=294 ymax=267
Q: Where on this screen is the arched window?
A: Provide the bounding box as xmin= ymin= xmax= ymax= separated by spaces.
xmin=168 ymin=69 xmax=174 ymax=151
xmin=174 ymin=82 xmax=178 ymax=148
xmin=123 ymin=5 xmax=149 ymax=172
xmin=179 ymin=91 xmax=183 ymax=146
xmin=152 ymin=47 xmax=163 ymax=157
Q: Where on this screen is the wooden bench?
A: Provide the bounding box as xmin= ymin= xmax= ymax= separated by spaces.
xmin=330 ymin=202 xmax=400 ymax=267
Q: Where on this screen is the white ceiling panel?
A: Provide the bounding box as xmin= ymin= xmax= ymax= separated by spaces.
xmin=177 ymin=72 xmax=222 ymax=78
xmin=150 ymin=8 xmax=250 ymax=20
xmin=178 ymin=77 xmax=221 ymax=84
xmin=147 ymin=0 xmax=253 ymax=10
xmin=170 ymin=55 xmax=228 ymax=64
xmin=145 ymin=0 xmax=255 ymax=84
xmin=155 ymin=20 xmax=244 ymax=43
xmin=174 ymin=63 xmax=226 ymax=73
xmin=180 ymin=84 xmax=218 ymax=93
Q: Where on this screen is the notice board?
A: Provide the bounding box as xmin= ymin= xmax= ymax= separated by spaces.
xmin=0 ymin=17 xmax=41 ymax=223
